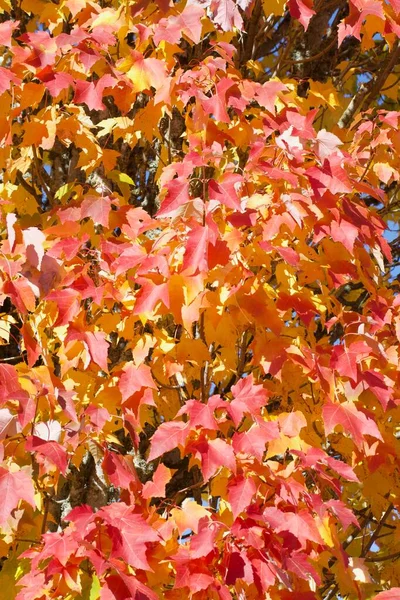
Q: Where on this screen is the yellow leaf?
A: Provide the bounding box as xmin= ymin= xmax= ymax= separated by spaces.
xmin=262 ymin=0 xmax=286 ymax=16
xmin=170 ymin=499 xmax=209 ymax=535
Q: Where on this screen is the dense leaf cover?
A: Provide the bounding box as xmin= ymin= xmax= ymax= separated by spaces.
xmin=0 ymin=0 xmax=400 ymax=598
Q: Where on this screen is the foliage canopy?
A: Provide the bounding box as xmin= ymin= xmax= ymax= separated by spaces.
xmin=1 ymin=0 xmax=400 ymax=598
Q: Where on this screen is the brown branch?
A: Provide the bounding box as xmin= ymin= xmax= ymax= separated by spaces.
xmin=365 ymin=551 xmax=400 ymax=563
xmin=283 ymin=34 xmax=337 ymax=66
xmin=360 ymin=40 xmax=400 ymax=111
xmin=338 ymin=41 xmax=400 ymax=128
xmin=362 ymin=503 xmax=394 ymax=557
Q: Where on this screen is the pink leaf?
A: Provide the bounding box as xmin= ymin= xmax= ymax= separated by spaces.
xmin=142 ymin=463 xmax=170 ymax=499
xmin=323 ymin=400 xmax=383 ymax=445
xmin=228 ymin=476 xmax=257 ymax=520
xmin=0 ymin=467 xmax=35 ymax=525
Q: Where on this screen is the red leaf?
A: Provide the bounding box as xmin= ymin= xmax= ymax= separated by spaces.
xmin=228 ymin=476 xmax=257 ymax=520
xmin=25 ymin=436 xmax=68 ymax=474
xmin=209 ymin=173 xmax=243 ymax=211
xmin=103 ymin=451 xmax=139 ymax=489
xmin=0 ymin=467 xmax=35 ymax=525
xmin=211 ymin=0 xmax=243 ymax=31
xmin=0 ymin=364 xmax=26 ymax=405
xmin=105 ymin=572 xmax=159 ymax=600
xmin=331 ymin=341 xmax=371 ymax=383
xmin=154 ymin=4 xmax=204 ymax=45
xmin=37 ymin=67 xmax=73 ymax=96
xmin=119 ymin=362 xmax=157 ymax=402
xmin=100 ymin=503 xmax=159 ymax=571
xmin=196 ymin=437 xmax=236 ymax=480
xmin=316 ymin=129 xmax=342 ymax=161
xmin=112 ymin=243 xmax=146 ymax=277
xmin=81 ymin=195 xmax=112 ymax=227
xmin=288 ymin=0 xmax=316 ymax=29
xmin=4 ymin=278 xmax=36 ymax=313
xmin=177 ymin=396 xmax=223 ymax=430
xmin=47 ymin=289 xmax=81 ymax=326
xmin=157 ymin=178 xmax=191 ymax=217
xmin=228 ymin=375 xmax=269 ymax=426
xmin=134 ymin=278 xmax=170 ymax=314
xmin=278 ymin=411 xmax=307 ymax=437
xmin=0 ymin=67 xmax=21 ymax=95
xmin=363 ymin=370 xmax=392 ymax=409
xmin=83 ymin=331 xmax=109 ymax=371
xmin=323 ymin=400 xmax=383 ymax=445
xmin=142 ymin=463 xmax=170 ymax=499
xmin=189 ymin=519 xmax=221 ymax=558
xmin=73 ymin=75 xmax=115 ymax=111
xmin=263 ymin=507 xmax=323 ymax=546
xmin=233 ymin=421 xmax=279 ymax=461
xmin=330 ymin=219 xmax=359 ymax=253
xmin=182 ymin=224 xmax=209 ymax=275
xmin=19 ymin=30 xmax=57 ymax=68
xmin=38 ymin=531 xmax=78 ymax=566
xmin=325 ymin=499 xmax=359 ymax=530
xmin=285 ymin=552 xmax=320 ymax=584
xmin=254 ymin=80 xmax=287 ymax=114
xmin=202 ymin=78 xmax=236 ymax=123
xmin=148 ymin=421 xmax=189 ymax=461
xmin=0 ymin=20 xmax=19 ymax=47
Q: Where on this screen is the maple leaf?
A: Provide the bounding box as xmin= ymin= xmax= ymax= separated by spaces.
xmin=103 ymin=450 xmax=139 ymax=489
xmin=201 ymin=78 xmax=237 ymax=123
xmin=118 ymin=51 xmax=166 ymax=93
xmin=154 ymin=4 xmax=204 ymax=45
xmin=211 ymin=0 xmax=243 ymax=31
xmin=47 ymin=289 xmax=81 ymax=327
xmin=148 ymin=421 xmax=189 ymax=461
xmin=171 ymin=499 xmax=210 ymax=535
xmin=195 ymin=437 xmax=236 ymax=480
xmin=25 ymin=436 xmax=68 ymax=474
xmin=37 ymin=67 xmax=73 ymax=96
xmin=105 ymin=572 xmax=159 ymax=600
xmin=133 ymin=278 xmax=170 ymax=314
xmin=119 ymin=362 xmax=157 ymax=402
xmin=0 ymin=364 xmax=27 ymax=405
xmin=142 ymin=463 xmax=170 ymax=499
xmin=363 ymin=370 xmax=392 ymax=409
xmin=189 ymin=519 xmax=221 ymax=558
xmin=18 ymin=31 xmax=58 ymax=68
xmin=81 ymin=195 xmax=113 ymax=227
xmin=0 ymin=408 xmax=16 ymax=440
xmin=177 ymin=396 xmax=223 ymax=430
xmin=209 ymin=173 xmax=243 ymax=211
xmin=73 ymin=75 xmax=116 ymax=111
xmin=0 ymin=20 xmax=19 ymax=47
xmin=288 ymin=0 xmax=316 ymax=29
xmin=35 ymin=532 xmax=78 ymax=567
xmin=157 ymin=178 xmax=191 ymax=218
xmin=228 ymin=476 xmax=257 ymax=520
xmin=0 ymin=66 xmax=21 ymax=95
xmin=0 ymin=467 xmax=35 ymax=525
xmin=233 ymin=421 xmax=279 ymax=461
xmin=228 ymin=375 xmax=269 ymax=426
xmin=263 ymin=507 xmax=323 ymax=546
xmin=316 ymin=129 xmax=343 ymax=162
xmin=181 ymin=224 xmax=209 ymax=275
xmin=99 ymin=503 xmax=160 ymax=571
xmin=330 ymin=341 xmax=371 ymax=383
xmin=323 ymin=400 xmax=383 ymax=445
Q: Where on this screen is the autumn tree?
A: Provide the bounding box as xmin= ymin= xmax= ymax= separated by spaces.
xmin=1 ymin=0 xmax=400 ymax=598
